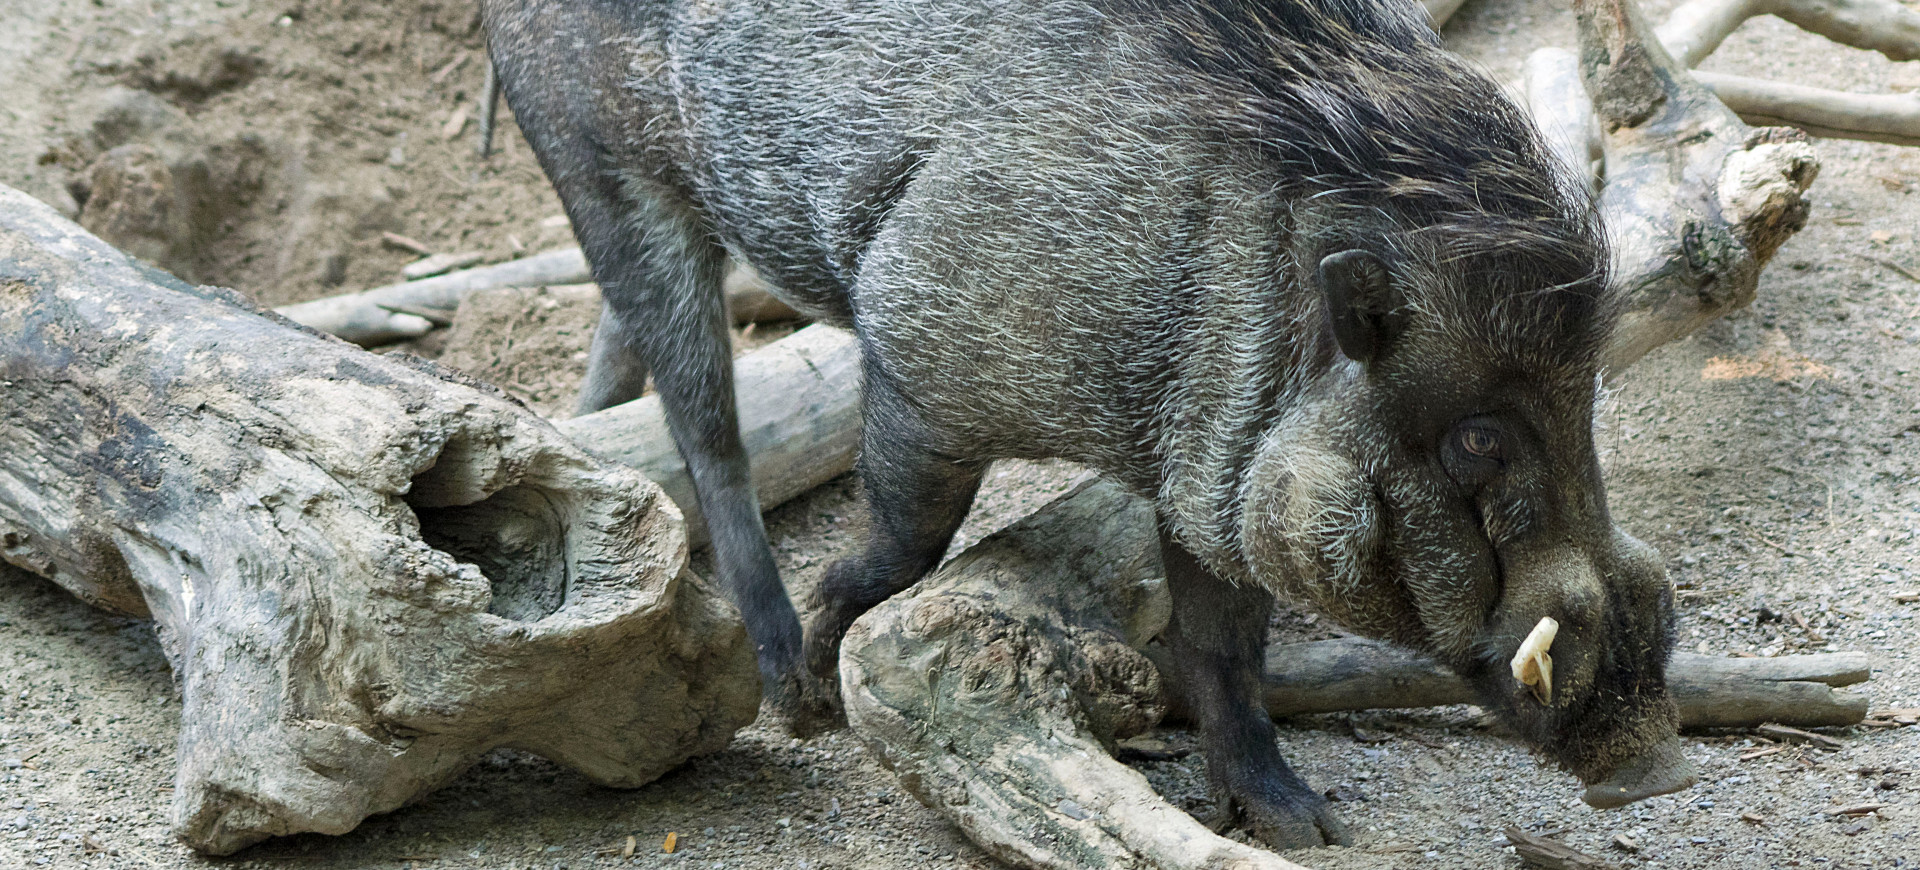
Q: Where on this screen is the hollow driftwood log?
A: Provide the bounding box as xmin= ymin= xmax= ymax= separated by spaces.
xmin=0 ymin=185 xmax=760 ymax=854
xmin=276 ymin=247 xmax=797 ymax=346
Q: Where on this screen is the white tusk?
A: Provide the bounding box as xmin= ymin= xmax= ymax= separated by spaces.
xmin=1510 ymin=616 xmax=1560 ymax=705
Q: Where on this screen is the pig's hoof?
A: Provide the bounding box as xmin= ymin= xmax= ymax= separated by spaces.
xmin=1206 ymin=782 xmax=1353 ymax=849
xmin=765 ymin=670 xmax=843 ymax=739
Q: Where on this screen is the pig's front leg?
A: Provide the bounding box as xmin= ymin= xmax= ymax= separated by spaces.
xmin=1158 ymin=527 xmax=1352 ymax=849
xmin=804 ymin=363 xmax=987 ymax=719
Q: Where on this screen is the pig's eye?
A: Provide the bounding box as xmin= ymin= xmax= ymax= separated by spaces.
xmin=1443 ymin=418 xmax=1508 ymax=488
xmin=1461 ymin=428 xmax=1502 ymax=459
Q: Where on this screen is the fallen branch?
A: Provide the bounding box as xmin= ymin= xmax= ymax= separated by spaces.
xmin=1656 ymin=0 xmax=1920 ymax=67
xmin=1522 ymin=48 xmax=1601 ymax=192
xmin=0 ymin=184 xmax=759 ymax=854
xmin=1422 ymin=0 xmax=1470 ymax=28
xmin=1754 ymin=723 xmax=1847 ymax=749
xmin=1696 ymin=73 xmax=1920 ymax=147
xmin=556 ymin=324 xmax=861 ymax=548
xmin=1255 ymin=637 xmax=1871 ymax=728
xmin=277 ymin=247 xmax=589 ymax=344
xmin=277 ymin=248 xmax=798 ymax=346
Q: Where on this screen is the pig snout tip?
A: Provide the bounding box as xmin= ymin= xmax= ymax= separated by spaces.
xmin=1580 ymin=738 xmax=1698 ymax=809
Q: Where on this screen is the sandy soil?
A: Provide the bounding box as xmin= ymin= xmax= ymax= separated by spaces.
xmin=3 ymin=0 xmax=1919 ymax=868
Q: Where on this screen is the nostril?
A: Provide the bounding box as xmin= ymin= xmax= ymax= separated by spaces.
xmin=405 ymin=438 xmax=571 ymax=621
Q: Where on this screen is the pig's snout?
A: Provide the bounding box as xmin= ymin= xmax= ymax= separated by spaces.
xmin=1580 ymin=737 xmax=1697 ymax=809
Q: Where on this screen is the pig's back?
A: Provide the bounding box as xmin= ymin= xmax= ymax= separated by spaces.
xmin=662 ymin=0 xmax=1210 ymax=320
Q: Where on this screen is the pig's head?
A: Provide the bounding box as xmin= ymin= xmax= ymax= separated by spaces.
xmin=1237 ymin=217 xmax=1695 ymax=809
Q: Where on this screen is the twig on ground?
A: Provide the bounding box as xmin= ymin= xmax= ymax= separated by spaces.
xmin=1504 ymin=827 xmax=1615 ymax=870
xmin=1756 ymin=723 xmax=1845 ymax=750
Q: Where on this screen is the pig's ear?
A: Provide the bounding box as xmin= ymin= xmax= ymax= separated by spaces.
xmin=1318 ymin=249 xmax=1403 ymax=365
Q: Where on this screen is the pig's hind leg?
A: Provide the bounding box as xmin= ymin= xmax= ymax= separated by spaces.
xmin=1158 ymin=526 xmax=1353 ymax=849
xmin=803 ymin=362 xmax=987 ymax=694
xmin=560 ymin=173 xmax=815 ymax=730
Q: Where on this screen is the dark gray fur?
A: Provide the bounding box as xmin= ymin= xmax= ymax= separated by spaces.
xmin=483 ymin=0 xmax=1688 ymax=850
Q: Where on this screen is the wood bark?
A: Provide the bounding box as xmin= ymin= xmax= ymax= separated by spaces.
xmin=0 ymin=185 xmax=760 ymax=855
xmin=276 ymin=248 xmax=797 ymax=346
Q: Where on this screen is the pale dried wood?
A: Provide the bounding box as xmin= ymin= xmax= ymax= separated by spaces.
xmin=0 ymin=184 xmax=759 ymax=855
xmin=278 ymin=247 xmax=796 ymax=346
xmin=277 ymin=246 xmax=590 ymax=344
xmin=556 ymin=324 xmax=861 ymax=548
xmin=1696 ymin=73 xmax=1920 ymax=147
xmin=1755 ymin=723 xmax=1846 ymax=749
xmin=1522 ymin=48 xmax=1601 ymax=192
xmin=1656 ymin=0 xmax=1920 ymax=68
xmin=1422 ymin=0 xmax=1470 ymax=28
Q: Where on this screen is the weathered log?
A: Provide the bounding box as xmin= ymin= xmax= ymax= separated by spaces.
xmin=0 ymin=185 xmax=760 ymax=855
xmin=1256 ymin=637 xmax=1872 ymax=728
xmin=724 ymin=261 xmax=803 ymax=324
xmin=276 ymin=247 xmax=797 ymax=346
xmin=1645 ymin=0 xmax=1920 ymax=146
xmin=556 ymin=323 xmax=861 ymax=548
xmin=842 ymin=478 xmax=1874 ymax=869
xmin=1573 ymin=0 xmax=1819 ymax=371
xmin=842 ymin=479 xmax=1316 ymax=870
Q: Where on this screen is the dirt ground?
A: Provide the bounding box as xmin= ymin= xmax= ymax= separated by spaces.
xmin=4 ymin=0 xmax=1920 ymax=867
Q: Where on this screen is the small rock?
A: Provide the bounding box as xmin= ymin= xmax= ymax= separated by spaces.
xmin=1324 ymin=784 xmax=1366 ymax=803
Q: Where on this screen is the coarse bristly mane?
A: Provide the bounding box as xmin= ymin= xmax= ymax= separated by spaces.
xmin=1113 ymin=0 xmax=1617 ymax=364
